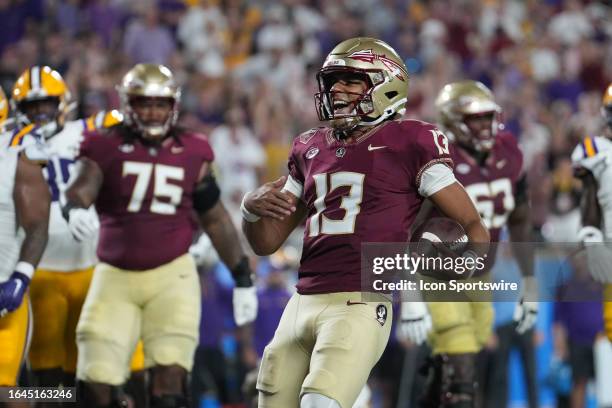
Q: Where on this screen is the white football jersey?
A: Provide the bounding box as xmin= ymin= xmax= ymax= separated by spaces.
xmin=571 ymin=135 xmax=612 ymax=239
xmin=0 ymin=148 xmax=22 ymax=282
xmin=8 ymin=120 xmax=98 ymax=271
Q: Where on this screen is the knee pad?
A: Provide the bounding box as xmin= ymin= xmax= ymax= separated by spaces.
xmin=78 ymin=361 xmax=126 ymax=385
xmin=419 ymin=353 xmax=477 ymax=408
xmin=300 ymin=393 xmax=341 ymax=408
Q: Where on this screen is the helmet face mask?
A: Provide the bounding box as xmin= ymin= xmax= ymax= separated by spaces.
xmin=435 ymin=80 xmax=501 ymax=153
xmin=126 ymin=96 xmax=176 ymax=141
xmin=460 ymin=111 xmax=498 ymax=152
xmin=315 ymin=68 xmax=377 ymax=130
xmin=11 ymin=66 xmax=71 ymax=139
xmin=18 ymin=97 xmax=61 ymax=127
xmin=314 ymin=37 xmax=409 ymax=131
xmin=118 ymin=64 xmax=180 ymax=142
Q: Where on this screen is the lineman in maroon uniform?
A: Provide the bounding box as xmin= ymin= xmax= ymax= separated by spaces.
xmin=242 ymin=38 xmax=490 ymax=408
xmin=399 ymin=80 xmax=537 ymax=407
xmin=63 ymin=64 xmax=257 ymax=408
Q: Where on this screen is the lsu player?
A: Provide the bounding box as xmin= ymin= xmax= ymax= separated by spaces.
xmin=398 ymin=80 xmax=537 ymax=407
xmin=63 ymin=63 xmax=258 ymax=408
xmin=572 ymin=83 xmax=612 ymax=341
xmin=242 ymin=37 xmax=490 ymax=408
xmin=0 ymin=146 xmax=50 ymax=388
xmin=7 ymin=66 xmax=145 ymax=390
xmin=0 ymin=87 xmax=9 ymax=132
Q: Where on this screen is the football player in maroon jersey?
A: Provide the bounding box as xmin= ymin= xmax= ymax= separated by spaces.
xmin=398 ymin=80 xmax=537 ymax=407
xmin=63 ymin=64 xmax=257 ymax=408
xmin=241 ymin=37 xmax=490 ymax=408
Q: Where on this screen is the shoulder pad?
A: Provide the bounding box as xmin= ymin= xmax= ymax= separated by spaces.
xmin=8 ymin=124 xmax=37 ymax=147
xmin=85 ymin=110 xmax=124 ymax=131
xmin=572 ymin=136 xmax=612 ymax=164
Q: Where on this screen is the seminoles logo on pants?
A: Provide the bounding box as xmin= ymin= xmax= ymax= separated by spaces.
xmin=376 ymin=304 xmax=387 ymax=326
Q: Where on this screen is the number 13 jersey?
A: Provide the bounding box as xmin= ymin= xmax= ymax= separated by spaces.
xmin=284 ymin=119 xmax=454 ymax=294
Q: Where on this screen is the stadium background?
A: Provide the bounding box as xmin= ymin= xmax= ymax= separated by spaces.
xmin=1 ymin=0 xmax=610 ymax=407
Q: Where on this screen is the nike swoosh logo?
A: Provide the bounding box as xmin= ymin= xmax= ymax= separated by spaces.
xmin=171 ymin=147 xmax=184 ymax=154
xmin=346 ymin=300 xmax=367 ymax=306
xmin=368 ymin=144 xmax=387 ymax=151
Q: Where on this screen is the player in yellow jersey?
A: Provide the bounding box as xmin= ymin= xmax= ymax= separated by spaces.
xmin=0 ymin=147 xmax=50 ymax=391
xmin=8 ymin=67 xmax=145 ymax=401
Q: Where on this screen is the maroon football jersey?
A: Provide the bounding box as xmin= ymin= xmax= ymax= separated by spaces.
xmin=450 ymin=131 xmax=523 ymax=243
xmin=288 ymin=119 xmax=453 ymax=294
xmin=79 ymin=128 xmax=214 ymax=270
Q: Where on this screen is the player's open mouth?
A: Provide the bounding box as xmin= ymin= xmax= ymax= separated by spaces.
xmin=333 ymin=100 xmax=352 ymax=113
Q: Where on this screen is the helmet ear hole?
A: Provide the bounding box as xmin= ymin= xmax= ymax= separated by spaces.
xmin=385 ymin=91 xmax=398 ymax=99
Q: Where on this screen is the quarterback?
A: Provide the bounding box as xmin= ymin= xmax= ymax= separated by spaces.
xmin=63 ymin=63 xmax=257 ymax=408
xmin=0 ymin=146 xmax=50 ymax=387
xmin=242 ymin=38 xmax=489 ymax=408
xmin=5 ymin=66 xmax=145 ymax=390
xmin=399 ymin=81 xmax=537 ymax=407
xmin=572 ymin=83 xmax=612 ymax=341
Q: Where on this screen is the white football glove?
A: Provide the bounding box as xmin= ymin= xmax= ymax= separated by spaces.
xmin=67 ymin=208 xmax=100 ymax=242
xmin=189 ymin=233 xmax=219 ymax=269
xmin=513 ymin=276 xmax=538 ymax=334
xmin=578 ymin=226 xmax=612 ymax=283
xmin=397 ymin=301 xmax=432 ymax=345
xmin=233 ymin=286 xmax=258 ymax=326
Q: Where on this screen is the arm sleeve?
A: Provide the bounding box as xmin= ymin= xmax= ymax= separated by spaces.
xmin=283 ymin=175 xmax=303 ymax=198
xmin=418 ymin=163 xmax=457 ymax=197
xmin=286 ymin=139 xmax=305 ymax=199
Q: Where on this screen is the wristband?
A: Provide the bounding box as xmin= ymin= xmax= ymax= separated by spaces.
xmin=61 ymin=202 xmax=80 ymax=223
xmin=231 ymin=257 xmax=254 ymax=287
xmin=241 ymin=194 xmax=260 ymax=223
xmin=15 ymin=262 xmax=35 ymax=280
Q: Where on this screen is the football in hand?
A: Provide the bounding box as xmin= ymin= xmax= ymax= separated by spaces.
xmin=411 ymin=217 xmax=469 ymax=279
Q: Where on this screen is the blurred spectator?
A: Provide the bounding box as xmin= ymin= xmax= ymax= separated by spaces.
xmin=123 ymin=6 xmax=176 ymax=64
xmin=177 ymin=0 xmax=226 ymax=77
xmin=209 ymin=105 xmax=266 ymax=226
xmin=548 ymin=0 xmax=593 ymax=47
xmin=253 ymin=263 xmax=291 ymax=358
xmin=554 ymin=252 xmax=604 ymax=408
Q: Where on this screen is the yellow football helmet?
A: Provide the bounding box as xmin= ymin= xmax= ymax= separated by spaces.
xmin=315 ymin=37 xmax=409 ymax=130
xmin=0 ymin=87 xmax=8 ymax=132
xmin=435 ymin=80 xmax=501 ymax=152
xmin=117 ymin=63 xmax=180 ymax=140
xmin=11 ymin=66 xmax=72 ymax=138
xmin=603 ymin=83 xmax=612 ymax=131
